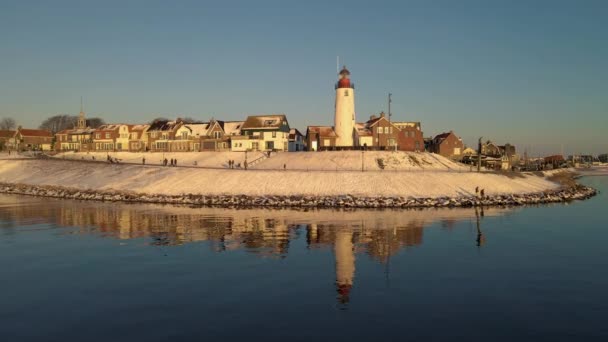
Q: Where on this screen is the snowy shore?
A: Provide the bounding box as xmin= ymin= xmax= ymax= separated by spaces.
xmin=0 ymin=156 xmax=596 ymax=208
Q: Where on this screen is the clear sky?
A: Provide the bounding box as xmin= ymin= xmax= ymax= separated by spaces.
xmin=1 ymin=0 xmax=606 ymax=155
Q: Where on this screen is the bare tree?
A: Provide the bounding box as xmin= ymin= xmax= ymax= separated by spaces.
xmin=0 ymin=117 xmax=16 ymax=130
xmin=149 ymin=117 xmax=169 ymax=124
xmin=86 ymin=117 xmax=105 ymax=128
xmin=39 ymin=115 xmax=77 ymax=134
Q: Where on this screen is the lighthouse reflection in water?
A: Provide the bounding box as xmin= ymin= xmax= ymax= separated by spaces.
xmin=0 ymin=194 xmax=499 ymax=305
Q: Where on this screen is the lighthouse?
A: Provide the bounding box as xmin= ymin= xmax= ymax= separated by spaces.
xmin=334 ymin=66 xmax=356 ymax=147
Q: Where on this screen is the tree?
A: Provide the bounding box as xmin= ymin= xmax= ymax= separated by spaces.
xmin=0 ymin=117 xmax=16 ymax=130
xmin=149 ymin=117 xmax=169 ymax=124
xmin=39 ymin=115 xmax=106 ymax=133
xmin=39 ymin=115 xmax=77 ymax=134
xmin=86 ymin=117 xmax=105 ymax=128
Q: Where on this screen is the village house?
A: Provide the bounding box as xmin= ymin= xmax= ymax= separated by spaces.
xmin=481 ymin=140 xmax=502 ymax=157
xmin=13 ymin=127 xmax=53 ymax=151
xmin=128 ymin=125 xmax=149 ymax=152
xmin=92 ymin=124 xmax=133 ymax=151
xmin=231 ymin=115 xmax=290 ymax=152
xmin=199 ymin=119 xmax=244 ymax=151
xmin=429 ymin=131 xmax=464 ymax=160
xmin=305 ymin=126 xmax=337 ymax=151
xmin=0 ymin=130 xmax=16 ymax=150
xmin=288 ymin=128 xmax=305 ymax=152
xmin=361 ymin=112 xmax=400 ymax=150
xmin=145 ymin=119 xmax=184 ymax=152
xmin=393 ymin=121 xmax=424 ymax=152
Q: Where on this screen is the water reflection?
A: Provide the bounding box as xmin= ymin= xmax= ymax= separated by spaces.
xmin=0 ymin=194 xmax=513 ymax=304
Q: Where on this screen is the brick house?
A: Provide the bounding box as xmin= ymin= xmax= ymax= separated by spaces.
xmin=393 ymin=121 xmax=424 ymax=152
xmin=14 ymin=127 xmax=53 ymax=151
xmin=0 ymin=130 xmax=16 ymax=150
xmin=231 ymin=115 xmax=290 ymax=152
xmin=305 ymin=126 xmax=337 ymax=151
xmin=429 ymin=131 xmax=464 ymax=159
xmin=362 ymin=113 xmax=400 ymax=150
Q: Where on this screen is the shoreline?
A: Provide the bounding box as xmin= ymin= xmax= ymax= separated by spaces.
xmin=0 ymin=181 xmax=596 ymax=209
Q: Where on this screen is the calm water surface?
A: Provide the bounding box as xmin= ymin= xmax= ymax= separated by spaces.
xmin=1 ymin=177 xmax=607 ymax=341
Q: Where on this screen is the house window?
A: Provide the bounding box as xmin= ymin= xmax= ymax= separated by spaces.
xmin=151 ymin=132 xmax=157 ymax=138
xmin=181 ymin=131 xmax=188 ymax=140
xmin=272 ymin=131 xmax=276 ymax=138
xmin=214 ymin=131 xmax=221 ymax=139
xmin=95 ymin=133 xmax=100 ymax=139
xmin=105 ymin=133 xmax=111 ymax=139
xmin=389 ymin=127 xmax=393 ymax=134
xmin=324 ymin=139 xmax=330 ymax=146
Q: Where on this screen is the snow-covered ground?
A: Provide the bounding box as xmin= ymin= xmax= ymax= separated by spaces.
xmin=0 ymin=158 xmax=559 ymax=198
xmin=53 ymin=150 xmax=469 ymax=171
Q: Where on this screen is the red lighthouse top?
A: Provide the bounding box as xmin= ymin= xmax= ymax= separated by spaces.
xmin=336 ymin=66 xmax=352 ymax=89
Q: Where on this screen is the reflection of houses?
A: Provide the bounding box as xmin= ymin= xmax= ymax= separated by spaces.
xmin=231 ymin=115 xmax=290 ymax=152
xmin=428 ymin=131 xmax=464 ymax=159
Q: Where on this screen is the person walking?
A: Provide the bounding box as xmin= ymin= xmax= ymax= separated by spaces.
xmin=174 ymin=159 xmax=177 ymax=167
xmin=244 ymin=160 xmax=248 ymax=170
xmin=142 ymin=157 xmax=146 ymax=165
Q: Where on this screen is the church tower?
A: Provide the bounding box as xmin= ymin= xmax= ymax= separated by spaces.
xmin=334 ymin=66 xmax=356 ymax=147
xmin=77 ymin=98 xmax=86 ymax=129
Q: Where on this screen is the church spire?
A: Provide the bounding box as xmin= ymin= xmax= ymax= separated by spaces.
xmin=77 ymin=96 xmax=87 ymax=129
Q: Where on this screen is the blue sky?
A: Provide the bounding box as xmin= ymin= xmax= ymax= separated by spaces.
xmin=1 ymin=0 xmax=606 ymax=155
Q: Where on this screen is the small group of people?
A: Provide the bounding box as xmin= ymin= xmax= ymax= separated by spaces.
xmin=228 ymin=160 xmax=237 ymax=169
xmin=163 ymin=158 xmax=177 ymax=167
xmin=106 ymin=155 xmax=120 ymax=164
xmin=475 ymin=186 xmax=486 ymax=198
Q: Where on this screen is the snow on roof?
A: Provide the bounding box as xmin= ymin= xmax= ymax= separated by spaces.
xmin=130 ymin=124 xmax=149 ymax=132
xmin=184 ymin=123 xmax=210 ymax=137
xmin=355 ymin=123 xmax=372 ymax=136
xmin=223 ymin=121 xmax=244 ymax=136
xmin=306 ymin=126 xmax=336 ymax=137
xmin=242 ymin=115 xmax=287 ymax=130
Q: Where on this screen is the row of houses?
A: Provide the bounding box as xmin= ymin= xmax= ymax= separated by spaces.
xmin=0 ymin=127 xmax=54 ymax=151
xmin=52 ymin=111 xmax=306 ymax=153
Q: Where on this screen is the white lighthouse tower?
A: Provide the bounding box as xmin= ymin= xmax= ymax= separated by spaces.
xmin=334 ymin=66 xmax=356 ymax=147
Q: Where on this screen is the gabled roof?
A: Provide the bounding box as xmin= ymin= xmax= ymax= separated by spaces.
xmin=433 ymin=131 xmax=453 ymax=142
xmin=355 ymin=123 xmax=372 ymax=136
xmin=148 ymin=120 xmax=182 ymax=132
xmin=241 ymin=115 xmax=288 ymax=130
xmin=184 ymin=123 xmax=210 ymax=137
xmin=306 ymin=126 xmax=336 ymax=137
xmin=0 ymin=130 xmax=16 ymax=138
xmin=288 ymin=128 xmax=304 ymax=140
xmin=223 ymin=121 xmax=244 ymax=136
xmin=18 ymin=129 xmax=53 ymax=137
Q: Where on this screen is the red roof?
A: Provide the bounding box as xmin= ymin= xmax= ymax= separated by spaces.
xmin=19 ymin=129 xmax=52 ymax=137
xmin=0 ymin=130 xmax=16 ymax=138
xmin=307 ymin=126 xmax=336 ymax=137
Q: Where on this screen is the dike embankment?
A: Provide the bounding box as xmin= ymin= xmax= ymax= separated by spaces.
xmin=0 ymin=181 xmax=596 ymax=209
xmin=0 ymin=158 xmax=597 ymax=208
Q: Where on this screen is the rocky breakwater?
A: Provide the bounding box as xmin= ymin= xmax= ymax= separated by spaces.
xmin=0 ymin=182 xmax=597 ymax=209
